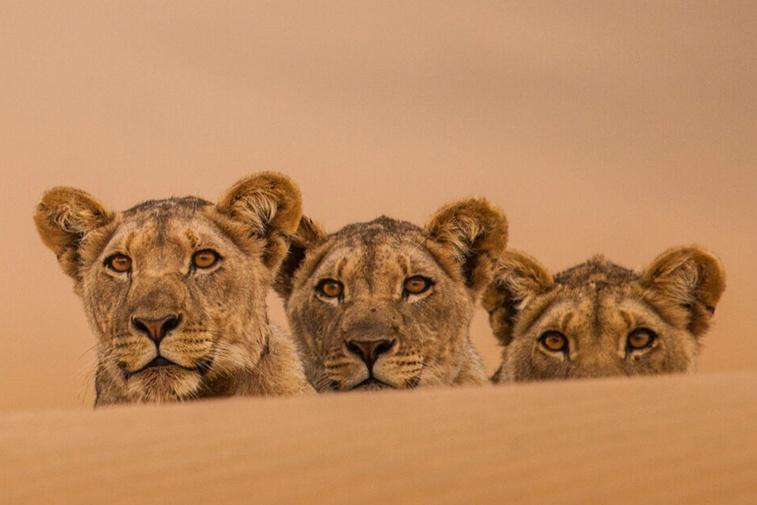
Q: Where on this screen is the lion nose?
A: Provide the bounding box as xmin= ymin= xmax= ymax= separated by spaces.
xmin=346 ymin=339 xmax=396 ymax=368
xmin=131 ymin=314 xmax=182 ymax=344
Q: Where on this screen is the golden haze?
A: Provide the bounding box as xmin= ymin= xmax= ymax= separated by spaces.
xmin=1 ymin=1 xmax=756 ymax=410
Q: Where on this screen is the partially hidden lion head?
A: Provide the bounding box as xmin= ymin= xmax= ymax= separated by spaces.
xmin=274 ymin=199 xmax=508 ymax=391
xmin=34 ymin=173 xmax=303 ymax=404
xmin=482 ymin=247 xmax=726 ymax=382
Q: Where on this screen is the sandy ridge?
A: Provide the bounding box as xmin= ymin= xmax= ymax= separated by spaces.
xmin=2 ymin=372 xmax=756 ymax=504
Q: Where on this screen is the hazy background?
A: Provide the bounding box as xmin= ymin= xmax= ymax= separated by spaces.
xmin=1 ymin=1 xmax=755 ymax=411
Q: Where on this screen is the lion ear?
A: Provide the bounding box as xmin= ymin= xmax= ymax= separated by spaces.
xmin=34 ymin=187 xmax=115 ymax=281
xmin=216 ymin=172 xmax=303 ymax=271
xmin=273 ymin=215 xmax=328 ymax=299
xmin=641 ymin=246 xmax=725 ymax=337
xmin=424 ymin=198 xmax=508 ymax=293
xmin=481 ymin=251 xmax=553 ymax=346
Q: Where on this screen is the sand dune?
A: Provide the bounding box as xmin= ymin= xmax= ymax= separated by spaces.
xmin=3 ymin=372 xmax=756 ymax=504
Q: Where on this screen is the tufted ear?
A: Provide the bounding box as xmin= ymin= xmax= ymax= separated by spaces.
xmin=34 ymin=187 xmax=115 ymax=281
xmin=216 ymin=172 xmax=303 ymax=271
xmin=481 ymin=251 xmax=554 ymax=346
xmin=273 ymin=215 xmax=329 ymax=298
xmin=641 ymin=246 xmax=726 ymax=337
xmin=424 ymin=198 xmax=509 ymax=293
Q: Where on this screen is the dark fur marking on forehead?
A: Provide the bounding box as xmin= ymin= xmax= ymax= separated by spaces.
xmin=591 ymin=290 xmax=602 ymax=341
xmin=555 ymin=256 xmax=638 ymax=288
xmin=328 ymin=217 xmax=432 ymax=291
xmin=332 ymin=216 xmax=422 ymax=243
xmin=123 ymin=196 xmax=212 ymax=217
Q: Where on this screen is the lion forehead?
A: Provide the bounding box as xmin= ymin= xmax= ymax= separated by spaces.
xmin=103 ymin=201 xmax=246 ymax=258
xmin=303 ymin=235 xmax=446 ymax=296
xmin=122 ymin=196 xmax=212 ymax=217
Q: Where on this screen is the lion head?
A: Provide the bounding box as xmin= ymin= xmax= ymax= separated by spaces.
xmin=483 ymin=247 xmax=726 ymax=382
xmin=275 ymin=199 xmax=508 ymax=391
xmin=34 ymin=172 xmax=310 ymax=404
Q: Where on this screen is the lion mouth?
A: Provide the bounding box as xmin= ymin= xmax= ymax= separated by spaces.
xmin=143 ymin=356 xmax=176 ymax=369
xmin=129 ymin=356 xmax=199 ymax=376
xmin=350 ymin=377 xmax=394 ymax=391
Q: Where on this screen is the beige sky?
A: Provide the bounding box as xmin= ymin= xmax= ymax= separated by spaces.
xmin=1 ymin=1 xmax=756 ymax=410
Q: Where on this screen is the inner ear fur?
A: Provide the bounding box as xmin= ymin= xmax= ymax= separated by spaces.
xmin=273 ymin=215 xmax=328 ymax=299
xmin=641 ymin=245 xmax=726 ymax=337
xmin=424 ymin=197 xmax=509 ymax=293
xmin=33 ymin=187 xmax=115 ymax=280
xmin=216 ymin=172 xmax=303 ymax=271
xmin=481 ymin=250 xmax=554 ymax=346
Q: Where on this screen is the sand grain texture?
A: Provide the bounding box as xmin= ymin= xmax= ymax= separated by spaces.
xmin=2 ymin=372 xmax=756 ymax=505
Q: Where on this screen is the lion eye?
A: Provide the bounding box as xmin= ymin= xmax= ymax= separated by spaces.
xmin=316 ymin=279 xmax=344 ymax=299
xmin=104 ymin=254 xmax=132 ymax=273
xmin=192 ymin=249 xmax=221 ymax=269
xmin=627 ymin=328 xmax=657 ymax=351
xmin=539 ymin=331 xmax=568 ymax=353
xmin=403 ymin=276 xmax=433 ymax=296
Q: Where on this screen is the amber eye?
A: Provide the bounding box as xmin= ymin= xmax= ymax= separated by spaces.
xmin=403 ymin=276 xmax=433 ymax=296
xmin=539 ymin=331 xmax=568 ymax=353
xmin=627 ymin=328 xmax=657 ymax=351
xmin=104 ymin=254 xmax=132 ymax=273
xmin=192 ymin=249 xmax=221 ymax=269
xmin=316 ymin=279 xmax=344 ymax=299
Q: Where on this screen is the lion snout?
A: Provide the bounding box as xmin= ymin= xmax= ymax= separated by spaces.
xmin=131 ymin=313 xmax=182 ymax=344
xmin=345 ymin=338 xmax=397 ymax=369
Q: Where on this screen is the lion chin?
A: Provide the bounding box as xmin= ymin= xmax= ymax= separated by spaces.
xmin=125 ymin=366 xmax=202 ymax=403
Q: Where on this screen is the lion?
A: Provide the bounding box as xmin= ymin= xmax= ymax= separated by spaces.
xmin=482 ymin=247 xmax=726 ymax=382
xmin=274 ymin=198 xmax=509 ymax=391
xmin=34 ymin=172 xmax=313 ymax=405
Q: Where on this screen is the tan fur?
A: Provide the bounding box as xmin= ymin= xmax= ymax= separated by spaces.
xmin=34 ymin=172 xmax=313 ymax=406
xmin=275 ymin=198 xmax=508 ymax=391
xmin=483 ymin=246 xmax=726 ymax=382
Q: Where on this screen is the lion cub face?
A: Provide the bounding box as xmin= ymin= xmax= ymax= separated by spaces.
xmin=34 ymin=173 xmax=302 ymax=404
xmin=483 ymin=248 xmax=726 ymax=382
xmin=276 ymin=200 xmax=508 ymax=391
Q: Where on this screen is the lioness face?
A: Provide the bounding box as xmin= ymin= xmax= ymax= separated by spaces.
xmin=277 ymin=200 xmax=509 ymax=392
xmin=286 ymin=221 xmax=474 ymax=390
xmin=483 ymin=248 xmax=725 ymax=382
xmin=35 ymin=173 xmax=303 ymax=404
xmin=496 ymin=279 xmax=701 ymax=380
xmin=84 ymin=200 xmax=271 ymax=402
